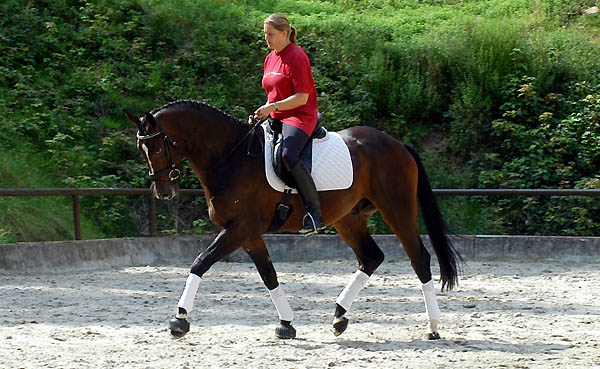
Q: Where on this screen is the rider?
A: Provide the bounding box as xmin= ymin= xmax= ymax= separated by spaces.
xmin=254 ymin=13 xmax=325 ymax=235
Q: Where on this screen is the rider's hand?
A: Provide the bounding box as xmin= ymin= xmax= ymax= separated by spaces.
xmin=253 ymin=103 xmax=275 ymax=120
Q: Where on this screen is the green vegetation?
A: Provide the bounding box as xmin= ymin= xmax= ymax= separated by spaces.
xmin=0 ymin=148 xmax=105 ymax=242
xmin=1 ymin=0 xmax=599 ymax=242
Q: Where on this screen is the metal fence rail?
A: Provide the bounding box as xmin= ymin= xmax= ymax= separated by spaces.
xmin=0 ymin=188 xmax=203 ymax=240
xmin=433 ymin=189 xmax=600 ymax=196
xmin=1 ymin=188 xmax=599 ymax=240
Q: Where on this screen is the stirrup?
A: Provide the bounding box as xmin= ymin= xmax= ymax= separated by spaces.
xmin=299 ymin=213 xmax=325 ymax=236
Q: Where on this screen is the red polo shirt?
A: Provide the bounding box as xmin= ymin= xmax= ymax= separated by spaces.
xmin=262 ymin=42 xmax=318 ymax=135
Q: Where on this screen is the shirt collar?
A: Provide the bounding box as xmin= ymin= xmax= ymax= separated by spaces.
xmin=275 ymin=42 xmax=292 ymax=55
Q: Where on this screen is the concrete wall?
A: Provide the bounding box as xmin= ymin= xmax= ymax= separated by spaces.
xmin=1 ymin=234 xmax=599 ymax=274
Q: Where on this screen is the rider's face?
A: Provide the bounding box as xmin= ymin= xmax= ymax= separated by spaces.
xmin=263 ymin=23 xmax=288 ymax=51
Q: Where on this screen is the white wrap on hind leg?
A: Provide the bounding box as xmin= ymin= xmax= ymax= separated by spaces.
xmin=336 ymin=270 xmax=370 ymax=311
xmin=421 ymin=279 xmax=441 ymax=333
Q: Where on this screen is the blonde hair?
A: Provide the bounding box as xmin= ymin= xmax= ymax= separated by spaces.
xmin=264 ymin=13 xmax=297 ymax=43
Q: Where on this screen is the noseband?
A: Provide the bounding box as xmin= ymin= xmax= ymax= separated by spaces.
xmin=137 ymin=120 xmax=182 ymax=182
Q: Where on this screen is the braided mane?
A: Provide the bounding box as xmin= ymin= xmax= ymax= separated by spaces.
xmin=151 ymin=99 xmax=244 ymax=126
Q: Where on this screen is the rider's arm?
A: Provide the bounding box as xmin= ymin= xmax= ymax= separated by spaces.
xmin=271 ymin=93 xmax=309 ymax=111
xmin=254 ymin=93 xmax=309 ymax=119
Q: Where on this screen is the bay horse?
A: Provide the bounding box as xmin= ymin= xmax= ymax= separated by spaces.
xmin=125 ymin=99 xmax=461 ymax=340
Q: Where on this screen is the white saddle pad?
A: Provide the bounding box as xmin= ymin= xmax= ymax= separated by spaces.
xmin=263 ymin=122 xmax=354 ymax=193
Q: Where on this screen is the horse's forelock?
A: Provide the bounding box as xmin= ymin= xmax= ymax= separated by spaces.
xmin=139 ymin=115 xmax=148 ymax=135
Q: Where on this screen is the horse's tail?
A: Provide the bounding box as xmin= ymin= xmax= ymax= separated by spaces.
xmin=404 ymin=144 xmax=462 ymax=291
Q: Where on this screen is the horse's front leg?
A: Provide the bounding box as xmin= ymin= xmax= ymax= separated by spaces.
xmin=169 ymin=226 xmax=246 ymax=338
xmin=243 ymin=238 xmax=296 ymax=339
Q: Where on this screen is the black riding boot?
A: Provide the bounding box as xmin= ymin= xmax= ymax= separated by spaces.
xmin=290 ymin=162 xmax=326 ymax=235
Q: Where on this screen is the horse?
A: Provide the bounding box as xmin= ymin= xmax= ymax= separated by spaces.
xmin=124 ymin=99 xmax=462 ymax=340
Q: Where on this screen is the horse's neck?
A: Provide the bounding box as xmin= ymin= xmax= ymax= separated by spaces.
xmin=163 ymin=109 xmax=247 ymax=175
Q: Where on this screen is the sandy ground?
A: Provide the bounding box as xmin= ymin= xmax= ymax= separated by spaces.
xmin=1 ymin=258 xmax=599 ymax=369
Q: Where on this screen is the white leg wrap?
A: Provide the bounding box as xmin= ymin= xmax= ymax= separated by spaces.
xmin=269 ymin=285 xmax=294 ymax=322
xmin=421 ymin=279 xmax=441 ymax=322
xmin=336 ymin=270 xmax=370 ymax=311
xmin=177 ymin=273 xmax=201 ymax=317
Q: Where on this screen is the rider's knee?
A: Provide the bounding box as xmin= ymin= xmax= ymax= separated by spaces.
xmin=281 ymin=150 xmax=299 ymax=171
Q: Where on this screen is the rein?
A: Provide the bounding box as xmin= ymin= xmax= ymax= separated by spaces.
xmin=204 ymin=118 xmax=264 ymax=172
xmin=138 ymin=113 xmax=264 ymax=180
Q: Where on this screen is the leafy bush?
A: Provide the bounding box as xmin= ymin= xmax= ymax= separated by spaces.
xmin=478 ymin=80 xmax=600 ymax=234
xmin=2 ymin=0 xmax=600 ymax=241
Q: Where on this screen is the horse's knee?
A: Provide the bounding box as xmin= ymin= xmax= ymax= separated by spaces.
xmin=259 ymin=268 xmax=278 ymax=290
xmin=189 ymin=263 xmax=206 ymax=277
xmin=360 ymin=248 xmax=385 ymax=276
xmin=189 ymin=252 xmax=212 ymax=277
xmin=244 ymin=245 xmax=279 ymax=290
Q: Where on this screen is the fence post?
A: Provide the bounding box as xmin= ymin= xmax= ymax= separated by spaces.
xmin=149 ymin=195 xmax=157 ymax=237
xmin=72 ymin=194 xmax=82 ymax=240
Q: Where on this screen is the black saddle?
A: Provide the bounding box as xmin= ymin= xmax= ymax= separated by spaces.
xmin=268 ymin=113 xmax=326 ymax=188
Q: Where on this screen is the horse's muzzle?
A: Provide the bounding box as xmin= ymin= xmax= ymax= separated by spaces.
xmin=151 ymin=181 xmax=178 ymax=200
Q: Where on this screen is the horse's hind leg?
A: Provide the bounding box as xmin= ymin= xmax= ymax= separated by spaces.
xmin=243 ymin=238 xmax=296 ymax=339
xmin=374 ymin=197 xmax=442 ymax=340
xmin=332 ymin=213 xmax=384 ymax=336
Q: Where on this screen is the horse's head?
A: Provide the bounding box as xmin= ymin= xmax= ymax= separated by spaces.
xmin=125 ymin=110 xmax=183 ymax=200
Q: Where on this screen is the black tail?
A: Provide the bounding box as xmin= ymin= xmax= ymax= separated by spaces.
xmin=404 ymin=144 xmax=462 ymax=291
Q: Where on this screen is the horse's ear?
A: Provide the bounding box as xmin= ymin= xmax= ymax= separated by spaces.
xmin=124 ymin=109 xmax=144 ymax=132
xmin=124 ymin=109 xmax=140 ymax=124
xmin=145 ymin=112 xmax=158 ymax=128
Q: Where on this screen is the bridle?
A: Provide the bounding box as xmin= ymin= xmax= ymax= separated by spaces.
xmin=136 ymin=118 xmax=182 ymax=182
xmin=136 ymin=114 xmax=264 ymax=180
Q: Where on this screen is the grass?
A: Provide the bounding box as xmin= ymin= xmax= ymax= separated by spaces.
xmin=0 ymin=148 xmax=105 ymax=243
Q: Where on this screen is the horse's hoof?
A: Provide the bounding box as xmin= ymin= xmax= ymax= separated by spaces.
xmin=275 ymin=322 xmax=296 ymax=339
xmin=332 ymin=316 xmax=349 ymax=336
xmin=169 ymin=317 xmax=190 ymax=338
xmin=426 ymin=332 xmax=441 ymax=340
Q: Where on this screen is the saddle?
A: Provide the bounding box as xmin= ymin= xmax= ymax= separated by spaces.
xmin=262 ymin=114 xmax=353 ymax=232
xmin=267 ymin=113 xmax=327 ymax=188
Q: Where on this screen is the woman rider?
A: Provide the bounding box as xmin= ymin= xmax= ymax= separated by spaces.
xmin=254 ymin=13 xmax=325 ymax=235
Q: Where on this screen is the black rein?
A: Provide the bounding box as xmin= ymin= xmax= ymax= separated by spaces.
xmin=137 ymin=116 xmax=264 ymax=180
xmin=204 ymin=118 xmax=264 ymax=172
